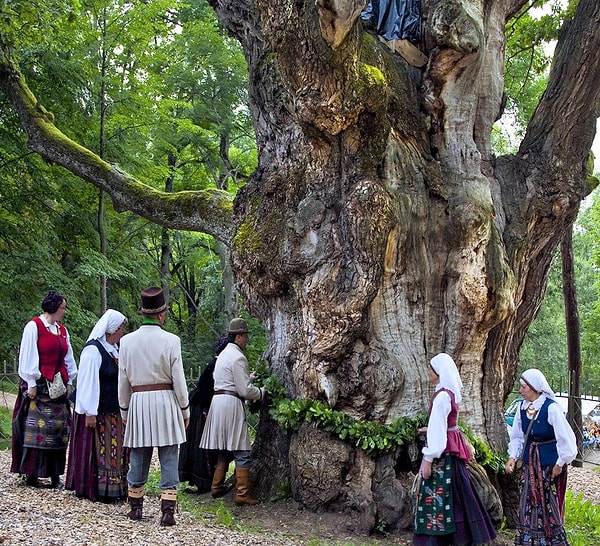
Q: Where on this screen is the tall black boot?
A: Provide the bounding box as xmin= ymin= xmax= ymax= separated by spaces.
xmin=160 ymin=489 xmax=177 ymax=526
xmin=127 ymin=485 xmax=144 ymax=520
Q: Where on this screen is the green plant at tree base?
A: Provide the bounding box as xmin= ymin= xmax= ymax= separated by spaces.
xmin=565 ymin=490 xmax=600 ymax=546
xmin=261 ymin=372 xmax=507 ymax=472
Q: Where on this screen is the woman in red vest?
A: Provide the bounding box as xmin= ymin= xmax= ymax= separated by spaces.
xmin=11 ymin=290 xmax=78 ymax=487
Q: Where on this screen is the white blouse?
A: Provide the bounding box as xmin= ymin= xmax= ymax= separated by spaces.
xmin=75 ymin=338 xmax=119 ymax=416
xmin=18 ymin=315 xmax=78 ymax=388
xmin=507 ymin=394 xmax=577 ymax=466
xmin=422 ymin=388 xmax=451 ymax=462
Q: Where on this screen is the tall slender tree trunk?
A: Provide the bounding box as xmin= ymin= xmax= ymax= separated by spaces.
xmin=97 ymin=8 xmax=109 ymax=314
xmin=562 ymin=228 xmax=583 ymax=465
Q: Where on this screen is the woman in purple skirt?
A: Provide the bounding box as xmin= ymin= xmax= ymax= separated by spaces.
xmin=66 ymin=309 xmax=129 ymax=501
xmin=413 ymin=353 xmax=497 ymax=546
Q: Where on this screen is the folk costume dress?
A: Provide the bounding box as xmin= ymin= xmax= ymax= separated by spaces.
xmin=11 ymin=315 xmax=77 ymax=481
xmin=507 ymin=369 xmax=577 ymax=546
xmin=413 ymin=353 xmax=496 ymax=546
xmin=118 ymin=319 xmax=190 ymax=483
xmin=66 ymin=310 xmax=129 ymax=501
xmin=199 ymin=342 xmax=264 ymax=454
xmin=178 ymin=336 xmax=228 ymax=493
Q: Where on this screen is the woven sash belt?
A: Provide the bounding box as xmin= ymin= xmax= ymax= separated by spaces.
xmin=131 ymin=383 xmax=173 ymax=393
xmin=214 ymin=389 xmax=243 ymax=400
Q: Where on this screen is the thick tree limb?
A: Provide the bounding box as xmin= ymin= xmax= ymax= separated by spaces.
xmin=520 ymin=0 xmax=600 ymax=181
xmin=0 ymin=43 xmax=234 ymax=245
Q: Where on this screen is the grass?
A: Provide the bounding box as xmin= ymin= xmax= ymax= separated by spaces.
xmin=145 ymin=468 xmax=242 ymax=529
xmin=565 ymin=490 xmax=600 ymax=546
xmin=0 ymin=406 xmax=11 ymax=450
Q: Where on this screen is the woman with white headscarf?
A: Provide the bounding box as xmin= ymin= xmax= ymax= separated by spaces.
xmin=66 ymin=309 xmax=128 ymax=502
xmin=413 ymin=353 xmax=497 ymax=545
xmin=505 ymin=369 xmax=576 ymax=545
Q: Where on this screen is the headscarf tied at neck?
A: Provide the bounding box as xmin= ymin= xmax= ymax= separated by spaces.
xmin=520 ymin=368 xmax=555 ymax=400
xmin=87 ymin=309 xmax=127 ymax=341
xmin=214 ymin=335 xmax=229 ymax=356
xmin=430 ymin=352 xmax=463 ymax=403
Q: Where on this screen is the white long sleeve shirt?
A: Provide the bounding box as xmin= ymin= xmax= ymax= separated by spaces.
xmin=507 ymin=395 xmax=577 ymax=467
xmin=75 ymin=338 xmax=119 ymax=416
xmin=422 ymin=388 xmax=451 ymax=462
xmin=18 ymin=315 xmax=77 ymax=388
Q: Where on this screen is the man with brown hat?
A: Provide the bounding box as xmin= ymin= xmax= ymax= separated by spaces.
xmin=200 ymin=317 xmax=265 ymax=505
xmin=118 ymin=286 xmax=190 ymax=526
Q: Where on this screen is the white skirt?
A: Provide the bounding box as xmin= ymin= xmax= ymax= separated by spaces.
xmin=124 ymin=390 xmax=186 ymax=448
xmin=199 ymin=394 xmax=251 ymax=451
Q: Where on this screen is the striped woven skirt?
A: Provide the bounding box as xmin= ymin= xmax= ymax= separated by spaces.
xmin=514 ymin=463 xmax=569 ymax=546
xmin=66 ymin=411 xmax=128 ymax=501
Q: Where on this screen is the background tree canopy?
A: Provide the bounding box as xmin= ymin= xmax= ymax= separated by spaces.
xmin=0 ymin=0 xmax=261 ymax=372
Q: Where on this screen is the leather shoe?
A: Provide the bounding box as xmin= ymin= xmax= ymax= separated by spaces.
xmin=25 ymin=475 xmax=40 ymax=487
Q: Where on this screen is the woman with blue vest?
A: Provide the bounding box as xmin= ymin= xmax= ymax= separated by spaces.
xmin=66 ymin=309 xmax=129 ymax=501
xmin=505 ymin=369 xmax=577 ymax=545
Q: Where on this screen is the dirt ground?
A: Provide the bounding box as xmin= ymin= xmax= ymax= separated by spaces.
xmin=1 ymin=391 xmax=596 ymax=545
xmin=0 ymin=446 xmax=516 ymax=546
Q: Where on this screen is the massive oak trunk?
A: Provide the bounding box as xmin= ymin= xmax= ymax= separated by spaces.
xmin=1 ymin=0 xmax=600 ymax=536
xmin=210 ymin=0 xmax=600 ymax=532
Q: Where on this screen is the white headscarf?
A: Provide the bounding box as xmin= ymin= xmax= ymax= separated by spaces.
xmin=430 ymin=352 xmax=463 ymax=403
xmin=520 ymin=368 xmax=555 ymax=400
xmin=87 ymin=309 xmax=127 ymax=341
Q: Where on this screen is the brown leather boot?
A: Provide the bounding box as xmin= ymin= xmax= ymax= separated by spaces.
xmin=211 ymin=461 xmax=234 ymax=498
xmin=234 ymin=467 xmax=259 ymax=505
xmin=160 ymin=489 xmax=177 ymax=526
xmin=127 ymin=485 xmax=144 ymax=520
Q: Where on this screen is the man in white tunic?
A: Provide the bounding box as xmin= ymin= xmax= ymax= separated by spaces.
xmin=118 ymin=286 xmax=190 ymax=526
xmin=200 ymin=318 xmax=265 ymax=504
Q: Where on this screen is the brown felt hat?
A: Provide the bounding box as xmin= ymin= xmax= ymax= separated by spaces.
xmin=228 ymin=318 xmax=249 ymax=334
xmin=138 ymin=286 xmax=168 ymax=315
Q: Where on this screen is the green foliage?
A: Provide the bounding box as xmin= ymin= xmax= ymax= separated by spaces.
xmin=0 ymin=406 xmax=10 ymax=447
xmin=494 ymin=1 xmax=575 ymax=153
xmin=270 ymin=478 xmax=292 ymax=502
xmin=520 ymin=189 xmax=600 ymax=395
xmin=198 ymin=498 xmax=240 ymax=529
xmin=271 ymin=391 xmax=497 ymax=463
xmin=460 ymin=424 xmax=505 ymax=472
xmin=260 ymin=370 xmax=502 ymax=468
xmin=144 ymin=467 xmax=163 ymax=496
xmin=0 ymin=0 xmax=80 ymax=51
xmin=506 ymin=2 xmax=574 ymax=126
xmin=565 ymin=491 xmax=600 ymax=546
xmin=0 ymin=0 xmax=257 ymax=369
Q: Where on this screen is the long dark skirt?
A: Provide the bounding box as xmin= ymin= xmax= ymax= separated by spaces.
xmin=514 ymin=463 xmax=570 ymax=546
xmin=66 ymin=411 xmax=128 ymax=501
xmin=11 ymin=382 xmax=71 ymax=479
xmin=178 ymin=405 xmax=218 ymax=493
xmin=413 ymin=456 xmax=497 ymax=546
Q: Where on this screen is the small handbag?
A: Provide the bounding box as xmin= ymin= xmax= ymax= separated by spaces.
xmin=47 ymin=371 xmax=67 ymax=399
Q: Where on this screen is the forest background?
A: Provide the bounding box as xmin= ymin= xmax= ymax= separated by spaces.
xmin=0 ymin=0 xmax=599 ymax=400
